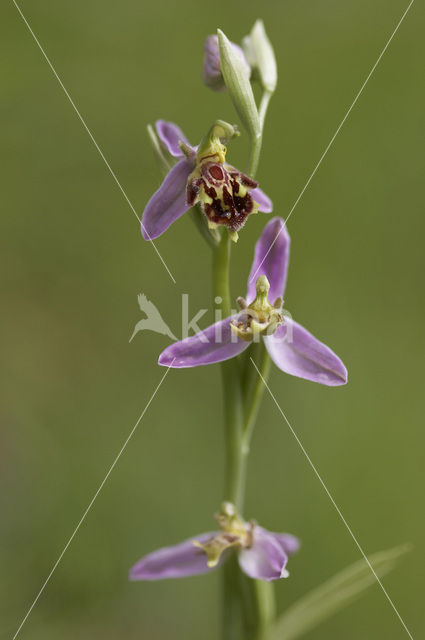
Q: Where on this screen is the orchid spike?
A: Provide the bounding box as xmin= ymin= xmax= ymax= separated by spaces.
xmin=141 ymin=120 xmax=273 ymax=242
xmin=158 ymin=218 xmax=348 ymax=386
xmin=129 ymin=502 xmax=299 ymax=582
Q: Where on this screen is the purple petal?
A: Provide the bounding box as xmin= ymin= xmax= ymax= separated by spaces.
xmin=251 ymin=187 xmax=273 ymax=213
xmin=129 ymin=532 xmax=219 ymax=580
xmin=141 ymin=158 xmax=194 ymax=240
xmin=202 ymin=35 xmax=225 ymax=91
xmin=246 ymin=217 xmax=290 ymax=304
xmin=263 ymin=318 xmax=348 ymax=386
xmin=238 ymin=527 xmax=288 ymax=581
xmin=260 ymin=528 xmax=300 ymax=556
xmin=159 ymin=317 xmax=250 ymax=368
xmin=155 ymin=120 xmax=191 ymax=158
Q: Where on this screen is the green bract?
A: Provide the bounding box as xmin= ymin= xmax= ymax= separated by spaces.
xmin=217 ymin=29 xmax=261 ymax=141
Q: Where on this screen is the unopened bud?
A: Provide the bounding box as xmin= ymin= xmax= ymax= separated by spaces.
xmin=242 ymin=20 xmax=277 ymax=94
xmin=203 ymin=35 xmax=251 ymax=92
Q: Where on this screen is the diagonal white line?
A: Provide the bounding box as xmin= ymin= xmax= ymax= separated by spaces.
xmin=12 ymin=0 xmax=176 ymax=285
xmin=250 ymin=357 xmax=414 ymax=639
xmin=11 ymin=362 xmax=174 ymax=640
xmin=250 ymin=0 xmax=415 ymax=285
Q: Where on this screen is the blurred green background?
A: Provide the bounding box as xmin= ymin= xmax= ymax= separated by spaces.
xmin=1 ymin=0 xmax=424 ymax=638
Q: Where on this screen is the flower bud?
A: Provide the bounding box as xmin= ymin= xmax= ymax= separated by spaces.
xmin=242 ymin=20 xmax=277 ymax=94
xmin=203 ymin=35 xmax=251 ymax=92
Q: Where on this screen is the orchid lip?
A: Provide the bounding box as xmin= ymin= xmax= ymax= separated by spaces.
xmin=187 ymin=141 xmax=260 ymax=233
xmin=202 ymin=34 xmax=251 ymax=92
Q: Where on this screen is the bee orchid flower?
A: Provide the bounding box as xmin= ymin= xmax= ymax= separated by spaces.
xmin=158 ymin=217 xmax=347 ymax=386
xmin=129 ymin=503 xmax=299 ymax=582
xmin=141 ymin=120 xmax=273 ymax=242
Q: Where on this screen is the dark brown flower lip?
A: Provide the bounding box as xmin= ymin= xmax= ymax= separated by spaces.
xmin=187 ymin=161 xmax=258 ymax=232
xmin=225 ymin=164 xmax=258 ymax=189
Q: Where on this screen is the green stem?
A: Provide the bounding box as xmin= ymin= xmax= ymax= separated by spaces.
xmin=214 ymin=231 xmax=249 ymax=640
xmin=222 ymin=557 xmax=276 ymax=640
xmin=242 ymin=343 xmax=271 ymax=452
xmin=214 ymin=234 xmax=275 ymax=640
xmin=248 ymin=132 xmax=263 ymax=180
xmin=250 ymin=580 xmax=276 ymax=640
xmin=216 ymin=87 xmax=275 ymax=640
xmin=259 ymin=90 xmax=273 ymax=131
xmin=213 ymin=230 xmax=232 ymax=317
xmin=213 ymin=231 xmax=245 ymax=510
xmin=242 ymin=344 xmax=274 ymax=640
xmin=221 ymin=360 xmax=246 ymax=510
xmin=248 ymin=90 xmax=272 ymax=177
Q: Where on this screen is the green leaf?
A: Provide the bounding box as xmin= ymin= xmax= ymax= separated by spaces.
xmin=270 ymin=544 xmax=411 ymax=640
xmin=217 ymin=29 xmax=260 ymax=141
